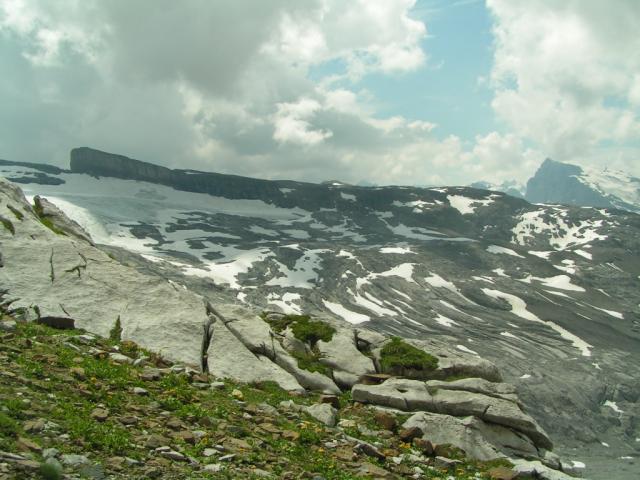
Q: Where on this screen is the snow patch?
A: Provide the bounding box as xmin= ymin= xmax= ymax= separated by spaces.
xmin=529 ymin=250 xmax=552 ymax=259
xmin=447 ymin=194 xmax=493 ymax=214
xmin=456 ymin=344 xmax=479 ymax=355
xmin=323 ymin=301 xmax=369 ymax=324
xmin=519 ymin=274 xmax=585 ymax=292
xmin=487 ymin=245 xmax=524 ymax=258
xmin=574 ymin=249 xmax=592 ymax=260
xmin=481 ymin=288 xmax=592 ymax=357
xmin=604 ymin=400 xmax=623 ymax=414
xmin=380 ymin=246 xmax=415 ymax=254
xmin=434 ymin=314 xmax=458 ymax=327
xmin=340 ymin=192 xmax=356 ymax=201
xmin=500 ymin=331 xmax=519 ymax=339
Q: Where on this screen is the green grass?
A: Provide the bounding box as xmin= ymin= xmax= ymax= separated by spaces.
xmin=7 ymin=204 xmax=24 ymax=220
xmin=32 ymin=198 xmax=66 ymax=235
xmin=0 ymin=216 xmax=14 ymax=235
xmin=0 ymin=312 xmax=510 ymax=480
xmin=243 ymin=381 xmax=303 ymax=406
xmin=39 ymin=462 xmax=63 ymax=480
xmin=290 ymin=349 xmax=332 ymax=377
xmin=0 ymin=411 xmax=19 ymax=437
xmin=379 ymin=337 xmax=438 ymax=374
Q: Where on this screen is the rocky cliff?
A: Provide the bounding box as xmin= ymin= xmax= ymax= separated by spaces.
xmin=0 ymin=177 xmax=582 ymax=478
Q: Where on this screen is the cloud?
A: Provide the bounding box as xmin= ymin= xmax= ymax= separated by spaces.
xmin=487 ymin=0 xmax=640 ymax=172
xmin=273 ymin=98 xmax=333 ymax=146
xmin=4 ymin=0 xmax=633 ymax=187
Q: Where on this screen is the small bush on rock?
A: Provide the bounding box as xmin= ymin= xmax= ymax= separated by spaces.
xmin=263 ymin=313 xmax=308 ymax=333
xmin=380 ymin=337 xmax=438 ymax=374
xmin=291 ymin=318 xmax=336 ymax=348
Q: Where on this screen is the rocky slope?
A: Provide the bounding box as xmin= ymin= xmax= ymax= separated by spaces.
xmin=0 ymin=177 xmax=584 ymax=479
xmin=3 ymin=315 xmax=544 ymax=479
xmin=1 ymin=149 xmax=640 ymax=477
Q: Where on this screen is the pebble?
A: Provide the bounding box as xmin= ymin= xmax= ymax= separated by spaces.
xmin=90 ymin=408 xmax=109 ymax=422
xmin=16 ymin=437 xmax=41 ymax=453
xmin=160 ymin=450 xmax=187 ymax=462
xmin=399 ymin=426 xmax=423 ymax=443
xmin=70 ymin=366 xmax=86 ymax=380
xmin=0 ymin=320 xmax=16 ymax=332
xmin=434 ymin=456 xmax=463 ymax=469
xmin=210 ymin=381 xmax=225 ymax=390
xmin=133 ymin=356 xmax=148 ymax=367
xmin=203 ymin=463 xmax=223 ymax=472
xmin=61 ymin=453 xmax=90 ymax=467
xmin=118 ymin=415 xmax=138 ymax=425
xmin=231 ymin=389 xmax=244 ymax=400
xmin=42 ymin=448 xmax=59 ymax=459
xmin=23 ymin=419 xmax=45 ymax=433
xmin=145 ymin=434 xmax=170 ymax=449
xmin=109 ymin=352 xmax=133 ymax=364
xmin=133 ymin=387 xmax=149 ymax=395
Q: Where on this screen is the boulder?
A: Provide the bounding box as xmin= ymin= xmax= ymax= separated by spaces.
xmin=511 ymin=459 xmax=577 ymax=480
xmin=316 ymin=326 xmax=376 ymax=379
xmin=272 ymin=351 xmax=341 ymax=395
xmin=352 ymin=378 xmax=551 ymax=449
xmin=207 ymin=320 xmax=303 ymax=393
xmin=403 ymin=412 xmax=538 ymax=461
xmin=371 ymin=337 xmax=501 ymax=382
xmin=0 ymin=179 xmax=210 ymax=367
xmin=210 ymin=304 xmax=340 ymax=394
xmin=426 ymin=378 xmax=520 ymax=404
xmin=304 ymin=403 xmax=337 ymax=427
xmin=33 ymin=195 xmax=94 ymax=245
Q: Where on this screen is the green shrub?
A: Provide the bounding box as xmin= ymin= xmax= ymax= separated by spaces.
xmin=39 ymin=462 xmax=63 ymax=480
xmin=379 ymin=337 xmax=438 ymax=373
xmin=263 ymin=313 xmax=307 ymax=333
xmin=290 ymin=318 xmax=336 ymax=348
xmin=290 ymin=349 xmax=332 ymax=377
xmin=0 ymin=412 xmax=18 ymax=437
xmin=109 ymin=317 xmax=122 ymax=342
xmin=264 ymin=313 xmax=336 ymax=347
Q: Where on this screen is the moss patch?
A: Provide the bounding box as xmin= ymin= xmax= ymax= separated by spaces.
xmin=380 ymin=337 xmax=438 ymax=374
xmin=6 ymin=204 xmax=24 ymax=220
xmin=290 ymin=349 xmax=332 ymax=377
xmin=32 ymin=197 xmax=66 ymax=235
xmin=0 ymin=216 xmax=14 ymax=235
xmin=290 ymin=317 xmax=336 ymax=348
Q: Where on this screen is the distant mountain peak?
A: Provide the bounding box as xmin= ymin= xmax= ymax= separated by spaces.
xmin=526 ymin=158 xmax=640 ymax=213
xmin=469 ymin=180 xmax=526 ymax=199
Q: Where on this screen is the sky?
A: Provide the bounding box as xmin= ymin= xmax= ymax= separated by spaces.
xmin=0 ymin=0 xmax=639 ymax=186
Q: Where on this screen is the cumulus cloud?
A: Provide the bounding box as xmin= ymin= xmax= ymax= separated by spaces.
xmin=1 ymin=0 xmax=635 ymax=186
xmin=487 ymin=0 xmax=640 ymax=173
xmin=273 ymin=98 xmax=333 ymax=146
